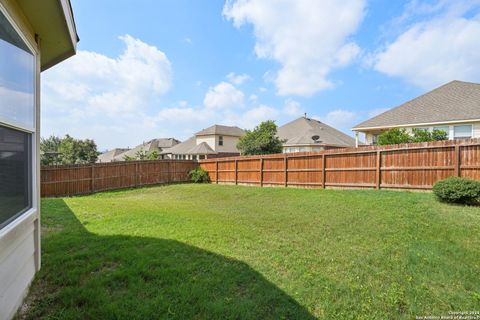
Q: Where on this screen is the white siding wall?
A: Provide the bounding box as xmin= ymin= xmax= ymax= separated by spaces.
xmin=0 ymin=212 xmax=38 ymax=320
xmin=473 ymin=123 xmax=480 ymax=138
xmin=0 ymin=1 xmax=41 ymax=319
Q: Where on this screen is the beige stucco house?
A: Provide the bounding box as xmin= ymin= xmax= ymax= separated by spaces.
xmin=162 ymin=124 xmax=245 ymax=160
xmin=352 ymin=81 xmax=480 ymax=146
xmin=278 ymin=117 xmax=356 ymax=153
xmin=0 ymin=1 xmax=78 ymax=318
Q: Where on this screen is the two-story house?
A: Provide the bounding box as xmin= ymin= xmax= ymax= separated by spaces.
xmin=162 ymin=124 xmax=245 ymax=160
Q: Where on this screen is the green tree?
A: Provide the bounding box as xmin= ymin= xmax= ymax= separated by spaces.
xmin=40 ymin=134 xmax=99 ymax=165
xmin=431 ymin=129 xmax=448 ymax=141
xmin=40 ymin=135 xmax=62 ymax=165
xmin=237 ymin=120 xmax=284 ymax=155
xmin=147 ymin=150 xmax=161 ymax=160
xmin=377 ymin=128 xmax=411 ymax=145
xmin=58 ymin=135 xmax=98 ymax=164
xmin=123 ymin=155 xmax=136 ymax=161
xmin=377 ymin=128 xmax=448 ymax=146
xmin=135 ymin=149 xmax=149 ymax=160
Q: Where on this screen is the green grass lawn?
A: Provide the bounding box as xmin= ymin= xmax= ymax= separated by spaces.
xmin=19 ymin=184 xmax=480 ymax=319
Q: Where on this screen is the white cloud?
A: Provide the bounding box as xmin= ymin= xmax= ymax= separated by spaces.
xmin=230 ymin=104 xmax=279 ymax=129
xmin=368 ymin=107 xmax=389 ymax=118
xmin=203 ymin=81 xmax=245 ymax=109
xmin=317 ymin=109 xmax=357 ymax=131
xmin=373 ymin=1 xmax=480 ymax=89
xmin=283 ymin=99 xmax=303 ymax=117
xmin=226 ymin=72 xmax=251 ymax=85
xmin=223 ymin=0 xmax=365 ymax=96
xmin=42 ymin=35 xmax=173 ymax=149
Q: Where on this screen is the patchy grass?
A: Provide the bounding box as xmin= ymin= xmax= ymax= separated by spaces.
xmin=19 ymin=184 xmax=480 ymax=319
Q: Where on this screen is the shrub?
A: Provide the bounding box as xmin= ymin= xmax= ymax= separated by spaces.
xmin=189 ymin=167 xmax=210 ymax=183
xmin=433 ymin=177 xmax=480 ymax=205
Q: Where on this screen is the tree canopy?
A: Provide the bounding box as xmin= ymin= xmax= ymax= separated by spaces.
xmin=377 ymin=128 xmax=448 ymax=145
xmin=41 ymin=135 xmax=99 ymax=165
xmin=236 ymin=120 xmax=284 ymax=155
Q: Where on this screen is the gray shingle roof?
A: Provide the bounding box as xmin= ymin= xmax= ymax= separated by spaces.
xmin=277 ymin=117 xmax=356 ymax=147
xmin=161 ymin=137 xmax=218 ymax=155
xmin=188 ymin=142 xmax=217 ymax=155
xmin=160 ymin=137 xmax=197 ymax=155
xmin=195 ymin=124 xmax=245 ymax=137
xmin=113 ymin=138 xmax=179 ymax=161
xmin=97 ymin=148 xmax=130 ymax=163
xmin=353 ymin=80 xmax=480 ymax=130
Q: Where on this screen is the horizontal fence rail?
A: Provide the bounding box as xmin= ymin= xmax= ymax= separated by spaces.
xmin=200 ymin=139 xmax=480 ymax=191
xmin=41 ymin=160 xmax=197 ymax=197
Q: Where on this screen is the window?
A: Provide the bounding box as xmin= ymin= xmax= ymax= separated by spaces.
xmin=0 ymin=10 xmax=35 ymax=130
xmin=454 ymin=125 xmax=472 ymax=140
xmin=371 ymin=134 xmax=378 ymax=145
xmin=0 ymin=126 xmax=31 ymax=229
xmin=0 ymin=9 xmax=35 ymax=230
xmin=218 ymin=136 xmax=223 ymax=146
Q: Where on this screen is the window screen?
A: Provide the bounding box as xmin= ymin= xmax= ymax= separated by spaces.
xmin=0 ymin=125 xmax=31 ymax=229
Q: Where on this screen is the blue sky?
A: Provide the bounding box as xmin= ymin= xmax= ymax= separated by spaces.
xmin=41 ymin=0 xmax=480 ymax=150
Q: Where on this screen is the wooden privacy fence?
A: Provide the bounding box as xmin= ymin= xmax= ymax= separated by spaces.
xmin=200 ymin=139 xmax=480 ymax=190
xmin=41 ymin=160 xmax=197 ymax=197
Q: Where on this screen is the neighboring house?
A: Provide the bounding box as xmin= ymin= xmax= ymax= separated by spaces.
xmin=111 ymin=138 xmax=180 ymax=161
xmin=277 ymin=117 xmax=356 ymax=153
xmin=0 ymin=1 xmax=78 ymax=319
xmin=352 ymin=80 xmax=480 ymax=146
xmin=162 ymin=125 xmax=245 ymax=160
xmin=97 ymin=148 xmax=130 ymax=163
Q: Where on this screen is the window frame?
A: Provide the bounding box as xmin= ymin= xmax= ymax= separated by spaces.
xmin=0 ymin=3 xmax=39 ymax=232
xmin=218 ymin=135 xmax=224 ymax=146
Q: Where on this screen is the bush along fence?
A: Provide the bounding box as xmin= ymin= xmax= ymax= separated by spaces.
xmin=41 ymin=160 xmax=197 ymax=197
xmin=199 ymin=139 xmax=480 ymax=190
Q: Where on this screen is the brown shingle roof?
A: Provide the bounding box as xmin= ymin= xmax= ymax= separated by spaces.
xmin=353 ymin=80 xmax=480 ymax=130
xmin=195 ymin=124 xmax=245 ymax=137
xmin=277 ymin=117 xmax=356 ymax=147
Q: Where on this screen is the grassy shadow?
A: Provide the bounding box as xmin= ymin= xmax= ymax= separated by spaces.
xmin=19 ymin=198 xmax=314 ymax=320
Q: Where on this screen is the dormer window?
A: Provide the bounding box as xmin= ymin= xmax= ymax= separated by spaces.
xmin=218 ymin=135 xmax=224 ymax=146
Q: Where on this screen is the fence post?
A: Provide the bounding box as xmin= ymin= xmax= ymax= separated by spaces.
xmin=284 ymin=155 xmax=288 ymax=187
xmin=454 ymin=145 xmax=461 ymax=177
xmin=260 ymin=158 xmax=264 ymax=187
xmin=135 ymin=162 xmax=139 ymax=187
xmin=322 ymin=154 xmax=326 ymax=189
xmin=376 ymin=151 xmax=381 ymax=189
xmin=90 ymin=165 xmax=94 ymax=193
xmin=234 ymin=160 xmax=238 ymax=185
xmin=167 ymin=161 xmax=171 ymax=183
xmin=215 ymin=160 xmax=219 ymax=184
